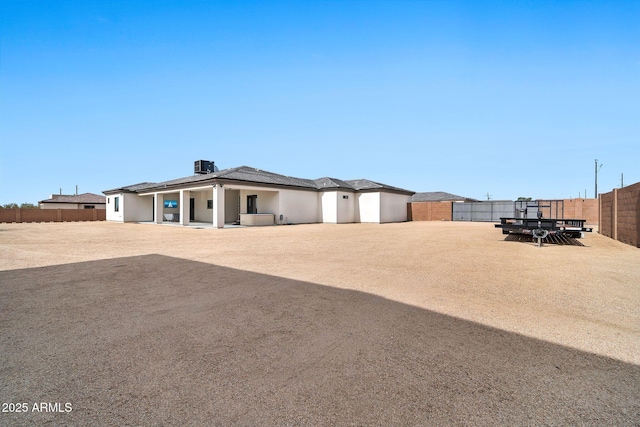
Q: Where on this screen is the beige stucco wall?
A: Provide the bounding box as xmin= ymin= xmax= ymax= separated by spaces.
xmin=380 ymin=192 xmax=412 ymax=223
xmin=224 ymin=190 xmax=240 ymax=223
xmin=41 ymin=202 xmax=105 ymax=209
xmin=106 ymin=194 xmax=124 ymax=222
xmin=278 ymin=189 xmax=319 ymax=224
xmin=123 ymin=194 xmax=154 ymax=222
xmin=239 ymin=190 xmax=279 ymax=216
xmin=190 ymin=190 xmax=210 ymax=222
xmin=321 ymin=192 xmax=338 ymax=223
xmin=356 ymin=192 xmax=381 ymax=223
xmin=336 ymin=191 xmax=355 ymax=223
xmin=107 ymin=193 xmax=155 ymax=222
xmin=40 ymin=203 xmax=80 ymax=209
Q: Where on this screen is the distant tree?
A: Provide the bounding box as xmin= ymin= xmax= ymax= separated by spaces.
xmin=516 ymin=197 xmax=532 ymax=202
xmin=0 ymin=203 xmax=39 ymax=209
xmin=20 ymin=203 xmax=39 ymax=209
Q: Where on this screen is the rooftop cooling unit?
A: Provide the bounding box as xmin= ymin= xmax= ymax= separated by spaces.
xmin=194 ymin=160 xmax=218 ymax=174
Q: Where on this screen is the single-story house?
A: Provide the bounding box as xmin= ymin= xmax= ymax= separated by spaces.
xmin=103 ymin=165 xmax=414 ymax=228
xmin=39 ymin=193 xmax=106 ymax=209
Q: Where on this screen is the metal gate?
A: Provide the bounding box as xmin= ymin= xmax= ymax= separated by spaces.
xmin=452 ymin=200 xmax=565 ymax=222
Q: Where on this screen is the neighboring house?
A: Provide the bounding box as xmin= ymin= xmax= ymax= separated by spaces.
xmin=408 ymin=192 xmax=479 ymax=221
xmin=103 ymin=165 xmax=414 ymax=227
xmin=39 ymin=193 xmax=106 ymax=209
xmin=411 ymin=192 xmax=478 ymax=203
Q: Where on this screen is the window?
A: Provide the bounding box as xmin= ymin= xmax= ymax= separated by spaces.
xmin=207 ymin=200 xmax=213 ymax=209
xmin=114 ymin=197 xmax=120 ymax=212
xmin=84 ymin=205 xmax=95 ymax=209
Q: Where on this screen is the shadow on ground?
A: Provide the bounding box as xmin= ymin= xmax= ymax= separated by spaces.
xmin=1 ymin=255 xmax=638 ymax=426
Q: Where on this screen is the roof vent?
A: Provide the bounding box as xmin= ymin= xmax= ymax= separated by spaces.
xmin=194 ymin=160 xmax=219 ymax=175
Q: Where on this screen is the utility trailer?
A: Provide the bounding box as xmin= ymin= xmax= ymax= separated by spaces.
xmin=495 ymin=213 xmax=593 ymax=246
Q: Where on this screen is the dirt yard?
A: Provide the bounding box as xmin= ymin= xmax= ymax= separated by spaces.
xmin=1 ymin=221 xmax=639 ymax=425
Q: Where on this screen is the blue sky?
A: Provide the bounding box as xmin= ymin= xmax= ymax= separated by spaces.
xmin=1 ymin=0 xmax=638 ymax=204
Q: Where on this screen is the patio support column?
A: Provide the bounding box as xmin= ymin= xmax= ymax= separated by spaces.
xmin=213 ymin=184 xmax=225 ymax=229
xmin=154 ymin=193 xmax=164 ymax=224
xmin=180 ymin=190 xmax=190 ymax=226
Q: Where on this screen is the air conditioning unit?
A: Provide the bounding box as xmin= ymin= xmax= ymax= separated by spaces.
xmin=194 ymin=160 xmax=217 ymax=174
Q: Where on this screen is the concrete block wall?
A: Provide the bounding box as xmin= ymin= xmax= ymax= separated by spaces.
xmin=561 ymin=199 xmax=599 ymax=226
xmin=409 ymin=199 xmax=599 ymax=225
xmin=0 ymin=209 xmax=106 ymax=223
xmin=599 ymin=182 xmax=640 ymax=248
xmin=599 ymin=192 xmax=615 ymax=238
xmin=407 ymin=201 xmax=453 ymax=221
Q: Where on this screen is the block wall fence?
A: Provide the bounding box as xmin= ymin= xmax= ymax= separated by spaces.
xmin=408 ymin=199 xmax=599 ymax=225
xmin=0 ymin=209 xmax=106 ymax=223
xmin=599 ymin=182 xmax=640 ymax=248
xmin=407 ymin=201 xmax=453 ymax=221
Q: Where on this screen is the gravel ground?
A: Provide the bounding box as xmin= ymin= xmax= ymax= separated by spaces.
xmin=1 ymin=221 xmax=638 ymax=425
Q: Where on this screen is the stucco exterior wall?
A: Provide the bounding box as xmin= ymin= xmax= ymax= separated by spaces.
xmin=356 ymin=193 xmax=381 ymax=223
xmin=321 ymin=192 xmax=338 ymax=223
xmin=225 ymin=190 xmax=241 ymax=223
xmin=380 ymin=192 xmax=412 ymax=223
xmin=336 ymin=191 xmax=355 ymax=223
xmin=40 ymin=202 xmax=106 ymax=210
xmin=189 ymin=190 xmax=210 ymax=222
xmin=106 ymin=193 xmax=153 ymax=222
xmin=106 ymin=194 xmax=124 ymax=222
xmin=278 ymin=189 xmax=319 ymax=224
xmin=123 ymin=194 xmax=154 ymax=222
xmin=239 ymin=190 xmax=279 ymax=216
xmin=40 ymin=203 xmax=79 ymax=209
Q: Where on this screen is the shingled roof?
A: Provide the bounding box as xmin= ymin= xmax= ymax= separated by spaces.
xmin=215 ymin=166 xmax=318 ymax=188
xmin=314 ymin=177 xmax=356 ymax=190
xmin=39 ymin=193 xmax=106 ymax=204
xmin=345 ymin=179 xmax=412 ymax=193
xmin=104 ymin=182 xmax=158 ymax=193
xmin=104 ymin=166 xmax=414 ymax=195
xmin=411 ymin=192 xmax=477 ymax=202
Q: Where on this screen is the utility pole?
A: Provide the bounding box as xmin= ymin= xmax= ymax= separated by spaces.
xmin=621 ymin=173 xmax=624 ymax=188
xmin=594 ymin=159 xmax=602 ymax=198
xmin=486 ymin=192 xmax=492 ymax=201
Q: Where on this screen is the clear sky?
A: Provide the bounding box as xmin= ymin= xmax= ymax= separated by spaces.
xmin=1 ymin=0 xmax=638 ymax=204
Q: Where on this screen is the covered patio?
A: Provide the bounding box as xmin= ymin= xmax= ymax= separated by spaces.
xmin=138 ymin=183 xmax=281 ymax=229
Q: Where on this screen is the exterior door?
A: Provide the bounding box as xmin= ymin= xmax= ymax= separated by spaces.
xmin=190 ymin=198 xmax=195 ymax=221
xmin=247 ymin=195 xmax=257 ymax=214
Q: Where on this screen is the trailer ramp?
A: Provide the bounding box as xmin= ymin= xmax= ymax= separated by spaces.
xmin=505 ymin=233 xmax=585 ymax=246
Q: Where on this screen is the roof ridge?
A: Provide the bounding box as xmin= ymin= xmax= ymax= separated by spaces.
xmin=213 ymin=165 xmax=245 ymax=177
